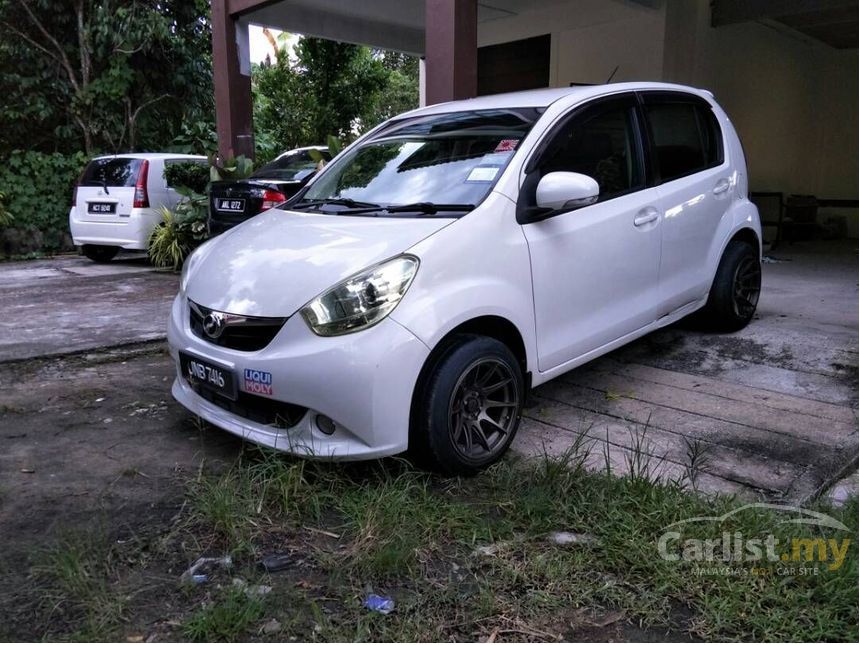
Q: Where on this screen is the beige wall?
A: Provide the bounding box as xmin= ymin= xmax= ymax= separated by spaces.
xmin=477 ymin=0 xmax=667 ymax=86
xmin=478 ymin=0 xmax=858 ymax=234
xmin=663 ymin=0 xmax=858 ymax=203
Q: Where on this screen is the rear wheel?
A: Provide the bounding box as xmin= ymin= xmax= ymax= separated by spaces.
xmin=81 ymin=244 xmax=119 ymax=263
xmin=699 ymin=240 xmax=761 ymax=331
xmin=410 ymin=335 xmax=524 ymax=475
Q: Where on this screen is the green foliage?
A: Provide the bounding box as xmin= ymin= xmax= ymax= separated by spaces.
xmin=209 ymin=154 xmax=255 ymax=182
xmin=0 ymin=150 xmax=87 ymax=252
xmin=0 ymin=0 xmax=213 ymax=155
xmin=0 ymin=191 xmax=12 ymax=227
xmin=253 ymin=37 xmax=418 ymax=152
xmin=148 ymin=193 xmax=208 ymax=270
xmin=169 ymin=119 xmax=218 ymax=157
xmin=165 ymin=161 xmax=209 ymax=194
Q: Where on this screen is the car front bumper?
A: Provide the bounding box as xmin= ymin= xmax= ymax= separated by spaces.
xmin=167 ymin=294 xmax=430 ymax=460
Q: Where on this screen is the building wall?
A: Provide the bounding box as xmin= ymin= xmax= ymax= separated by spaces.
xmin=478 ymin=0 xmax=858 ymax=235
xmin=477 ymin=0 xmax=667 ymax=86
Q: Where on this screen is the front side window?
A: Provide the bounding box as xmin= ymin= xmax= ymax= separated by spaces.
xmin=539 ymin=103 xmax=644 ymax=201
xmin=298 ymin=108 xmax=542 ymax=216
xmin=643 ymin=99 xmax=723 ymax=183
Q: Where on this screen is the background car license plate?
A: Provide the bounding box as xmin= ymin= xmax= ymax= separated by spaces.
xmin=216 ymin=198 xmax=245 ymax=212
xmin=179 ymin=352 xmax=237 ymax=400
xmin=88 ymin=202 xmax=116 ymax=214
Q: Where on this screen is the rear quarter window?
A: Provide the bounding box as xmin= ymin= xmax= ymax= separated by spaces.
xmin=80 ymin=158 xmax=143 ymax=187
xmin=643 ymin=98 xmax=723 ymax=183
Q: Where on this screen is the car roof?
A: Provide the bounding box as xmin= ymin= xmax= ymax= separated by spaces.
xmin=90 ymin=153 xmax=207 ymax=161
xmin=403 ymin=82 xmax=714 ymax=117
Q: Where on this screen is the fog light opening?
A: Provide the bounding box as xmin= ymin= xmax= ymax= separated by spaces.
xmin=315 ymin=414 xmax=336 ymax=435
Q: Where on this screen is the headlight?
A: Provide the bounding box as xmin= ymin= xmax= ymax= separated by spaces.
xmin=301 ymin=255 xmax=419 ymax=336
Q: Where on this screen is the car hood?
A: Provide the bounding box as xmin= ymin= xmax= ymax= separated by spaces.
xmin=185 ymin=208 xmax=452 ymax=317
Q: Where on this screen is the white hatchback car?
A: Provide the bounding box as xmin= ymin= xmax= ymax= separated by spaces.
xmin=169 ymin=82 xmax=761 ymax=474
xmin=69 ymin=153 xmax=207 ymax=262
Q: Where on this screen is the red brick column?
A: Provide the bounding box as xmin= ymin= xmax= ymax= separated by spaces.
xmin=212 ymin=0 xmax=255 ymax=159
xmin=424 ymin=0 xmax=477 ymax=105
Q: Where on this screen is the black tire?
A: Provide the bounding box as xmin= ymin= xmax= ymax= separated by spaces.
xmin=698 ymin=240 xmax=761 ymax=332
xmin=81 ymin=244 xmax=119 ymax=263
xmin=410 ymin=334 xmax=524 ymax=475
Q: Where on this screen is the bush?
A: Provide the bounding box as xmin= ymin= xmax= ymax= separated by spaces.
xmin=165 ymin=161 xmax=210 ymax=194
xmin=0 ymin=150 xmax=87 ymax=256
xmin=148 ymin=189 xmax=208 ymax=270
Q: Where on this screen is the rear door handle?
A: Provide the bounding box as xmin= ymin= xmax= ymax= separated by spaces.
xmin=633 ymin=207 xmax=660 ymax=227
xmin=713 ymin=178 xmax=731 ymax=195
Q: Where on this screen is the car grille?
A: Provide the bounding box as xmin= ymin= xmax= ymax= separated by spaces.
xmin=194 ymin=385 xmax=307 ymax=429
xmin=189 ymin=300 xmax=287 ymax=351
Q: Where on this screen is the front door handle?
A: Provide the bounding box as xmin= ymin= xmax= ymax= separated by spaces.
xmin=713 ymin=178 xmax=731 ymax=195
xmin=633 ymin=207 xmax=660 ymax=227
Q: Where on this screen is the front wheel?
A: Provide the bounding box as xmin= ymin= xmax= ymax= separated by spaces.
xmin=699 ymin=240 xmax=761 ymax=331
xmin=81 ymin=244 xmax=119 ymax=263
xmin=410 ymin=335 xmax=524 ymax=475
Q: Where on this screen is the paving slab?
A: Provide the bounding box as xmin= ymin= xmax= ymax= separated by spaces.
xmin=0 ymin=254 xmax=179 ymax=362
xmin=515 ymin=241 xmax=858 ymax=502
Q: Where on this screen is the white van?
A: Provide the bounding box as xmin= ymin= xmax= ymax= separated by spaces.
xmin=168 ymin=82 xmax=761 ymax=474
xmin=69 ymin=153 xmax=207 ymax=262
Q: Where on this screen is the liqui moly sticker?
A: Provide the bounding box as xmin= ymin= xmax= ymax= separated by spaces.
xmin=244 ymin=368 xmax=273 ymax=396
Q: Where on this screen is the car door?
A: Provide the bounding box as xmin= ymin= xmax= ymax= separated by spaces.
xmin=639 ymin=91 xmax=732 ymax=314
xmin=521 ymin=94 xmax=663 ymax=372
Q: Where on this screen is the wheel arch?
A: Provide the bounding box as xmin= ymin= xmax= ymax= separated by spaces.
xmin=407 ymin=315 xmax=530 ymax=449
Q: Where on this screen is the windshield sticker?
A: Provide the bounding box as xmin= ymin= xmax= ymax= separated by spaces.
xmin=466 ymin=166 xmax=499 ymax=183
xmin=480 ymin=152 xmax=513 ymax=166
xmin=494 ymin=139 xmax=520 ymax=153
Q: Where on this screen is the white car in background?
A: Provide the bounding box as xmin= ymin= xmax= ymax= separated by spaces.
xmin=69 ymin=153 xmax=207 ymax=262
xmin=169 ymin=82 xmax=761 ymax=474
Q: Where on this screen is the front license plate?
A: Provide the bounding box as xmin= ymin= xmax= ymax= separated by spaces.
xmin=88 ymin=202 xmax=116 ymax=214
xmin=216 ymin=198 xmax=245 ymax=213
xmin=179 ymin=352 xmax=237 ymax=400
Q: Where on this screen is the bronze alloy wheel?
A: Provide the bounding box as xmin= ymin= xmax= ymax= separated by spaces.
xmin=732 ymin=255 xmax=761 ymax=319
xmin=447 ymin=357 xmax=520 ymax=462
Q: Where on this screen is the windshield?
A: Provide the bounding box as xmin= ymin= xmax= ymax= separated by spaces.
xmin=80 ymin=158 xmax=143 ymax=187
xmin=253 ymin=149 xmax=328 ymax=181
xmin=298 ymin=108 xmax=542 ymax=215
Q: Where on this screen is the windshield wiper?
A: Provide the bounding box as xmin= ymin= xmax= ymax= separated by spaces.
xmin=292 ymin=197 xmax=382 ymax=210
xmin=384 ymin=202 xmax=475 ymax=214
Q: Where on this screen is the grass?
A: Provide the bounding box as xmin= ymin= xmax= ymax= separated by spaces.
xmin=183 ymin=586 xmax=265 ymax=641
xmin=30 ymin=526 xmax=129 ymax=641
xmin=22 ymin=446 xmax=859 ymax=642
xmin=178 ymin=446 xmax=858 ymax=642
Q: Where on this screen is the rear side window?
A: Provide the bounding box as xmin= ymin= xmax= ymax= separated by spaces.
xmin=643 ymin=99 xmax=723 ymax=183
xmin=80 ymin=158 xmax=143 ymax=187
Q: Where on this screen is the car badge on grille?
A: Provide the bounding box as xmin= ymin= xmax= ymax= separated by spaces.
xmin=202 ymin=311 xmax=226 ymax=338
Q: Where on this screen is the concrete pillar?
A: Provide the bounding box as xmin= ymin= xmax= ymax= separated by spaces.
xmin=212 ymin=0 xmax=255 ymax=160
xmin=424 ymin=0 xmax=477 ymax=105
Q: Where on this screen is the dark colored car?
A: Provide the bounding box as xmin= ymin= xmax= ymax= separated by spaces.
xmin=208 ymin=146 xmax=330 ymax=234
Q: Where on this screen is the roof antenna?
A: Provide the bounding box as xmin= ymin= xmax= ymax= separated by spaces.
xmin=605 ymin=65 xmax=619 ymax=84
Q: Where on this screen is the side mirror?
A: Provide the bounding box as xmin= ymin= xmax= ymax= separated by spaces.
xmin=535 ymin=172 xmax=599 ymax=213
